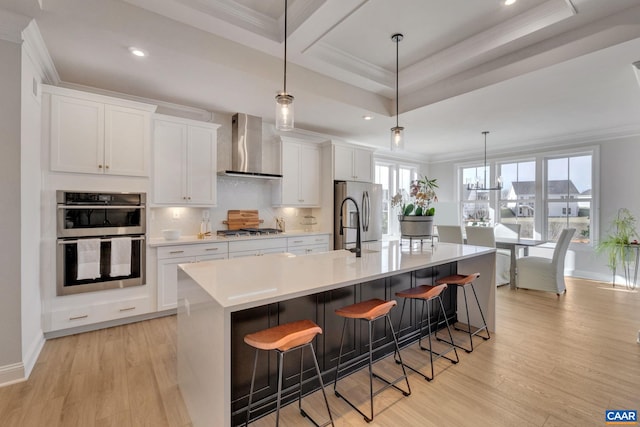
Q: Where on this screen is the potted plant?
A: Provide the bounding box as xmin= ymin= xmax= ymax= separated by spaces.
xmin=391 ymin=175 xmax=438 ymax=237
xmin=596 ymin=208 xmax=639 ymax=288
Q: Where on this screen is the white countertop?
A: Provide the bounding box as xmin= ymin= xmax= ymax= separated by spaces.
xmin=178 ymin=240 xmax=495 ymax=312
xmin=149 ymin=230 xmax=330 ymax=247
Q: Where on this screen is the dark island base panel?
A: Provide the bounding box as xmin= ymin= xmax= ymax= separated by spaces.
xmin=230 ymin=263 xmax=458 ymax=426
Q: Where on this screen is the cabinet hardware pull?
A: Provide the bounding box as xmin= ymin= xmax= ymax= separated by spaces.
xmin=69 ymin=314 xmax=88 ymax=320
xmin=293 ymin=240 xmax=303 ymax=243
xmin=188 ymin=197 xmax=191 ymax=200
xmin=98 ymin=165 xmax=103 ymax=169
xmin=105 ymin=165 xmax=109 ymax=169
xmin=205 ymin=248 xmax=219 ymax=251
xmin=119 ymin=307 xmax=136 ymax=312
xmin=315 ymin=239 xmax=323 ymax=242
xmin=169 ymin=250 xmax=185 ymax=254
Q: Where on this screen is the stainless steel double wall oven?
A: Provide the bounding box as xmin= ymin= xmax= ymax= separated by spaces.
xmin=56 ymin=191 xmax=146 ymax=295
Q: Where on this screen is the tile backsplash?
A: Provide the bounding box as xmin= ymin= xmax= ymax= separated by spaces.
xmin=149 ymin=177 xmax=317 ymax=237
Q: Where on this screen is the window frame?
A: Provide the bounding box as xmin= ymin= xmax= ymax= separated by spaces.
xmin=374 ymin=159 xmax=420 ymax=237
xmin=455 ymin=146 xmax=599 ymax=245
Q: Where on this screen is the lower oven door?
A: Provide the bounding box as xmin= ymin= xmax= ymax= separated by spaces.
xmin=56 ymin=235 xmax=146 ymax=296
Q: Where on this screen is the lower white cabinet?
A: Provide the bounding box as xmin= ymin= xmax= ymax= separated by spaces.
xmin=156 ymin=242 xmax=228 ymax=310
xmin=286 ymin=234 xmax=330 ymax=255
xmin=228 ymin=238 xmax=287 ymax=258
xmin=49 ymin=295 xmax=152 ymax=331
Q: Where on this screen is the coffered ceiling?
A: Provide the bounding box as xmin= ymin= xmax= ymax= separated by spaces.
xmin=4 ymin=0 xmax=640 ymax=161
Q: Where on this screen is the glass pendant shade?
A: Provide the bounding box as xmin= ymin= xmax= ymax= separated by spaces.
xmin=275 ymin=93 xmax=294 ymax=131
xmin=390 ymin=126 xmax=405 ymax=151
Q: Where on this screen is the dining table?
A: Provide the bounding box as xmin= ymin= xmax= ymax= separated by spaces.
xmin=495 ymin=237 xmax=547 ymax=289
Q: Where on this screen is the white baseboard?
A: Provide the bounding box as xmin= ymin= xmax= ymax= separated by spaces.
xmin=23 ymin=331 xmax=45 ymax=378
xmin=0 ymin=363 xmax=25 ymax=388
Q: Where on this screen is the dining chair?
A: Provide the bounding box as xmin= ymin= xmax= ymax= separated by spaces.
xmin=494 ymin=223 xmax=522 ymax=284
xmin=516 ymin=228 xmax=575 ymax=295
xmin=436 ymin=225 xmax=464 ymax=244
xmin=465 ymin=226 xmax=510 ymax=286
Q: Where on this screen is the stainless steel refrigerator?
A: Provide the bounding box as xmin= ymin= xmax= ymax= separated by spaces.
xmin=334 ymin=181 xmax=382 ymax=250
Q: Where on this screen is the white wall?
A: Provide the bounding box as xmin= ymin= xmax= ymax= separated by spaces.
xmin=0 ymin=38 xmax=23 ymax=382
xmin=20 ymin=30 xmax=45 ymax=378
xmin=427 ymin=136 xmax=640 ymax=282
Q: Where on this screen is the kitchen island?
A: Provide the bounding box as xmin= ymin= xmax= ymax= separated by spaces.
xmin=177 ymin=240 xmax=496 ymax=426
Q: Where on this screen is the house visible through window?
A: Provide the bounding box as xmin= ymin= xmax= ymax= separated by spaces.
xmin=375 ymin=162 xmax=418 ymax=236
xmin=458 ymin=149 xmax=595 ymax=244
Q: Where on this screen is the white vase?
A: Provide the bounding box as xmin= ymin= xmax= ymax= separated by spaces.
xmin=398 ymin=215 xmax=435 ymax=237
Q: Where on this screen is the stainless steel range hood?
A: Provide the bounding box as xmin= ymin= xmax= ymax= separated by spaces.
xmin=218 ymin=113 xmax=282 ymax=179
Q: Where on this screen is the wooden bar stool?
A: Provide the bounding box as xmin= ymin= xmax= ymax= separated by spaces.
xmin=244 ymin=319 xmax=334 ymax=427
xmin=395 ymin=283 xmax=459 ymax=381
xmin=333 ymin=298 xmax=411 ymax=423
xmin=435 ymin=273 xmax=490 ymax=353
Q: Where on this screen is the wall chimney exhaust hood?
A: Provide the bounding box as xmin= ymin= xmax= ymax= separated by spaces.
xmin=218 ymin=113 xmax=282 ymax=179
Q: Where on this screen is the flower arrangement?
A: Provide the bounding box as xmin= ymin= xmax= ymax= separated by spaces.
xmin=391 ymin=175 xmax=438 ymax=216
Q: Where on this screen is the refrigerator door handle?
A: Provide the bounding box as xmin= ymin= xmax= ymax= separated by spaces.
xmin=363 ymin=191 xmax=370 ymax=232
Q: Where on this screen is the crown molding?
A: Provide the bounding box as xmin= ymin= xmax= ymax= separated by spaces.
xmin=21 ymin=20 xmax=60 ymax=84
xmin=427 ymin=123 xmax=640 ymax=164
xmin=0 ymin=9 xmax=31 ymax=44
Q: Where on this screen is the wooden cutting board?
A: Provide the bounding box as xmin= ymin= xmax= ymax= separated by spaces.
xmin=224 ymin=210 xmax=262 ymax=230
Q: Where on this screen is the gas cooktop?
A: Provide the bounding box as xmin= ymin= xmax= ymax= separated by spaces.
xmin=216 ymin=228 xmax=282 ymax=237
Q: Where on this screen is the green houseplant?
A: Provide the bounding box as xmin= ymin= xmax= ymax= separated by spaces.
xmin=596 ymin=208 xmax=639 ymax=288
xmin=391 ymin=176 xmax=438 ymax=237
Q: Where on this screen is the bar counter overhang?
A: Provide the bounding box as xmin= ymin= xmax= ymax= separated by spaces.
xmin=177 ymin=240 xmax=496 ymax=426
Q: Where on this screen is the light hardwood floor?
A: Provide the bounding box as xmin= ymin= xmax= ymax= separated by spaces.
xmin=1 ymin=278 xmax=638 ymax=426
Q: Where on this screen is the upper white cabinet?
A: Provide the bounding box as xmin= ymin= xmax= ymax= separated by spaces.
xmin=334 ymin=144 xmax=374 ymax=182
xmin=45 ymin=85 xmax=156 ymax=176
xmin=273 ymin=140 xmax=321 ymax=207
xmin=153 ymin=114 xmax=221 ymax=206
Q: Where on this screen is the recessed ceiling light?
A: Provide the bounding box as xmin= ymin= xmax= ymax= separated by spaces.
xmin=362 ymin=115 xmax=373 ymax=121
xmin=504 ymin=0 xmax=517 ymax=5
xmin=128 ymin=47 xmax=147 ymax=57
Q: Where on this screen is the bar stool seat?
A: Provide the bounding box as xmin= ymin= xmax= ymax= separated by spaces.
xmin=244 ymin=319 xmax=334 ymax=426
xmin=395 ymin=283 xmax=459 ymax=381
xmin=333 ymin=298 xmax=411 ymax=423
xmin=435 ymin=273 xmax=490 ymax=353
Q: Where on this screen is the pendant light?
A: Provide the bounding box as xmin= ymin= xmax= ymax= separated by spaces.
xmin=390 ymin=33 xmax=404 ymax=151
xmin=467 ymin=131 xmax=503 ymax=191
xmin=275 ymin=0 xmax=294 ymax=131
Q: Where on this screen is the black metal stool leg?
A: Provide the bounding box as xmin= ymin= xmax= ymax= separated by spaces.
xmin=471 ymin=283 xmax=491 ymax=340
xmin=245 ymin=348 xmax=259 ymax=426
xmin=309 ymin=342 xmax=335 ymax=426
xmin=333 ymin=318 xmax=348 ymax=394
xmin=438 ymin=296 xmax=459 ymax=364
xmin=275 ymin=350 xmax=284 ymax=426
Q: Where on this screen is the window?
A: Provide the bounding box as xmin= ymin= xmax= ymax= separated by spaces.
xmin=457 ymin=148 xmax=596 ymax=244
xmin=461 ymin=165 xmax=493 ymax=226
xmin=546 ymin=154 xmax=592 ymax=243
xmin=375 ymin=161 xmax=418 ymax=236
xmin=498 ymin=160 xmax=536 ymax=238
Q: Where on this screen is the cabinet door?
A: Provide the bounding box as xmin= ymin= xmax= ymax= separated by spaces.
xmin=50 ymin=95 xmax=105 ymax=174
xmin=187 ymin=126 xmax=217 ymax=205
xmin=157 ymin=256 xmax=193 ymax=311
xmin=334 ymin=145 xmax=354 ymax=181
xmin=280 ymin=142 xmax=301 ymax=205
xmin=105 ymin=105 xmax=150 ymax=176
xmin=353 ymin=148 xmax=373 ymax=182
xmin=298 ymin=145 xmax=320 ymax=205
xmin=153 ymin=120 xmax=188 ymax=204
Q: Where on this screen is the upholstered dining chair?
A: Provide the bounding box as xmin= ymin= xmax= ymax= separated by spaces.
xmin=516 ymin=228 xmax=575 ymax=295
xmin=494 ymin=223 xmax=522 ymax=284
xmin=436 ymin=225 xmax=464 ymax=244
xmin=465 ymin=226 xmax=510 ymax=286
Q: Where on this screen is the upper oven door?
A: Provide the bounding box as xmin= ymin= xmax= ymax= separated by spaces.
xmin=57 ymin=191 xmax=146 ymax=237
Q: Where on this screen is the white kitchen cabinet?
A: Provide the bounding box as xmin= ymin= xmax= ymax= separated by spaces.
xmin=153 ymin=115 xmax=220 ymax=206
xmin=228 ymin=238 xmax=287 ymax=258
xmin=49 ymin=295 xmax=152 ymax=332
xmin=46 ymin=85 xmax=155 ymax=176
xmin=273 ymin=140 xmax=321 ymax=207
xmin=156 ymin=242 xmax=228 ymax=310
xmin=333 ymin=144 xmax=374 ymax=182
xmin=286 ymin=234 xmax=330 ymax=255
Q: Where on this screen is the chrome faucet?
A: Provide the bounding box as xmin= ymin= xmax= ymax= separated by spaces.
xmin=339 ymin=196 xmax=361 ymax=257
